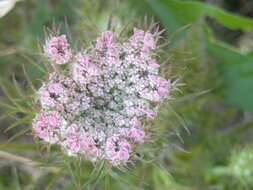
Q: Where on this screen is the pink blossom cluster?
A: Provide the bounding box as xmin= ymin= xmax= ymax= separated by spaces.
xmin=33 ymin=28 xmax=170 ymax=166
xmin=44 ymin=35 xmax=72 ymax=64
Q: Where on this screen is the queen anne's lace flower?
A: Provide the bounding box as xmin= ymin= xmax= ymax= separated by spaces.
xmin=33 ymin=28 xmax=171 ymax=166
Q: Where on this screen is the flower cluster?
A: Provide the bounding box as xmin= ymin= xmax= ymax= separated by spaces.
xmin=44 ymin=35 xmax=72 ymax=64
xmin=33 ymin=28 xmax=170 ymax=166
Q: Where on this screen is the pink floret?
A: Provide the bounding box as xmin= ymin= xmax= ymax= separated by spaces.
xmin=72 ymin=53 xmax=101 ymax=85
xmin=44 ymin=35 xmax=72 ymax=64
xmin=105 ymin=136 xmax=131 ymax=166
xmin=148 ymin=59 xmax=160 ymax=71
xmin=65 ymin=124 xmax=81 ymax=154
xmin=96 ymin=31 xmax=114 ymax=51
xmin=129 ymin=118 xmax=145 ymax=143
xmin=140 ymin=76 xmax=170 ymax=102
xmin=129 ymin=28 xmax=145 ymax=46
xmin=33 ymin=111 xmax=64 ymax=143
xmin=143 ymin=32 xmax=155 ymax=53
xmin=80 ymin=133 xmax=102 ymax=160
xmin=119 ymin=118 xmax=146 ymax=143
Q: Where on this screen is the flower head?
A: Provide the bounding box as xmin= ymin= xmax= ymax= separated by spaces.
xmin=34 ymin=28 xmax=171 ymax=166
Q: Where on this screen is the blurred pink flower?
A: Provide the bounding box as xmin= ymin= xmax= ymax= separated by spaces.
xmin=33 ymin=111 xmax=64 ymax=143
xmin=34 ymin=28 xmax=171 ymax=166
xmin=105 ymin=136 xmax=131 ymax=166
xmin=44 ymin=35 xmax=72 ymax=64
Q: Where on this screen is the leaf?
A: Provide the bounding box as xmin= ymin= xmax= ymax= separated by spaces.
xmin=0 ymin=150 xmax=60 ymax=173
xmin=153 ymin=165 xmax=193 ymax=190
xmin=148 ymin=0 xmax=253 ymax=35
xmin=4 ymin=115 xmax=31 ymax=132
xmin=83 ymin=160 xmax=105 ymax=187
xmin=204 ymin=26 xmax=253 ymax=111
xmin=6 ymin=128 xmax=30 ymax=143
xmin=0 ymin=0 xmax=20 ymax=18
xmin=11 ymin=167 xmax=21 ymax=190
xmin=148 ymin=0 xmax=253 ymax=111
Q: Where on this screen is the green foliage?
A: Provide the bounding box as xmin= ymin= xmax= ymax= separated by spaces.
xmin=229 ymin=144 xmax=253 ymax=185
xmin=148 ymin=0 xmax=253 ymax=111
xmin=205 ymin=29 xmax=253 ymax=111
xmin=148 ymin=0 xmax=253 ymax=34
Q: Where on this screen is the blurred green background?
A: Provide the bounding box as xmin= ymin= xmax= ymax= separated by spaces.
xmin=1 ymin=0 xmax=253 ymax=189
